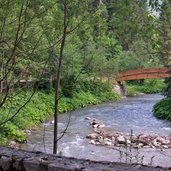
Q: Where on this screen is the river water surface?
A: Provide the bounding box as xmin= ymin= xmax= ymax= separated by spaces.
xmin=22 ymin=94 xmax=171 ymax=167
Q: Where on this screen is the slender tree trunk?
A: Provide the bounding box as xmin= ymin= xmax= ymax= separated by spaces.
xmin=53 ymin=0 xmax=68 ymax=154
xmin=0 ymin=81 xmax=3 ymax=93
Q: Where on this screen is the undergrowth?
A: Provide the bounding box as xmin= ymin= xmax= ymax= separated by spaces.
xmin=0 ymin=81 xmax=120 ymax=144
xmin=127 ymin=79 xmax=166 ymax=95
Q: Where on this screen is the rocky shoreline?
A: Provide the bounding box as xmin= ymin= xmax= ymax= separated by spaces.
xmin=86 ymin=119 xmax=171 ymax=149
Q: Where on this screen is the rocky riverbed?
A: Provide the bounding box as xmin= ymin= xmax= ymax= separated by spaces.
xmin=87 ymin=119 xmax=171 ymax=149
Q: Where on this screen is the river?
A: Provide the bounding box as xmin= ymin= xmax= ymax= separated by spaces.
xmin=21 ymin=94 xmax=171 ymax=167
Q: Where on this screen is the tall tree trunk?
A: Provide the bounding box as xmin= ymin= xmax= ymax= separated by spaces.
xmin=53 ymin=0 xmax=68 ymax=154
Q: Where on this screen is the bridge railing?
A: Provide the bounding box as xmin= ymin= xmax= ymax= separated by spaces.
xmin=116 ymin=68 xmax=171 ymax=81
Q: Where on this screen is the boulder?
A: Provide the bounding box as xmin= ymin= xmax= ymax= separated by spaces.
xmin=126 ymin=139 xmax=131 ymax=144
xmin=86 ymin=133 xmax=99 ymax=139
xmin=130 ymin=135 xmax=138 ymax=143
xmin=90 ymin=120 xmax=105 ymax=128
xmin=9 ymin=141 xmax=18 ymax=149
xmin=102 ymin=132 xmax=114 ymax=139
xmin=138 ymin=135 xmax=152 ymax=145
xmin=105 ymin=141 xmax=112 ymax=146
xmin=117 ymin=135 xmax=126 ymax=144
xmin=90 ymin=139 xmax=96 ymax=145
xmin=85 ymin=117 xmax=91 ymax=120
xmin=104 ymin=137 xmax=112 ymax=145
xmin=98 ymin=136 xmax=104 ymax=144
xmin=156 ymin=137 xmax=170 ymax=145
xmin=152 ymin=139 xmax=161 ymax=147
xmin=163 ymin=145 xmax=168 ymax=149
xmin=111 ymin=136 xmax=116 ymax=143
xmin=137 ymin=143 xmax=144 ymax=148
xmin=50 ymin=120 xmax=54 ymax=124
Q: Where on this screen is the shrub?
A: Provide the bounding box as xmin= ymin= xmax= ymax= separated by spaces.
xmin=0 ymin=91 xmax=54 ymax=143
xmin=127 ymin=85 xmax=140 ymax=96
xmin=0 ymin=122 xmax=26 ymax=142
xmin=153 ymin=97 xmax=171 ymax=121
xmin=127 ymin=79 xmax=166 ymax=94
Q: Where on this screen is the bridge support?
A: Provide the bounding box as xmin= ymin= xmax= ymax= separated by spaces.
xmin=117 ymin=81 xmax=128 ymax=96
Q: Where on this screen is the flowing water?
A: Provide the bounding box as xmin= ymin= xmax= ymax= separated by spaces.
xmin=21 ymin=94 xmax=171 ymax=167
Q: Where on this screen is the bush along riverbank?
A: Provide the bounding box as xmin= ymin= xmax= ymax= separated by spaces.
xmin=0 ymin=81 xmax=120 ymax=145
xmin=126 ymin=79 xmax=167 ymax=96
xmin=153 ymin=97 xmax=171 ymax=121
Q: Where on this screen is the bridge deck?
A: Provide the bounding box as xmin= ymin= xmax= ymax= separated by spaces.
xmin=117 ymin=68 xmax=171 ymax=81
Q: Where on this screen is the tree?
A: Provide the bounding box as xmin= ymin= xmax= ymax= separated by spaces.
xmin=53 ymin=0 xmax=68 ymax=154
xmin=158 ymin=0 xmax=171 ymax=96
xmin=106 ymin=0 xmax=151 ymax=50
xmin=0 ymin=0 xmax=60 ymax=121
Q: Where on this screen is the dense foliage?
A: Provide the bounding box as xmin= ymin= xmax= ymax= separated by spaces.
xmin=0 ymin=0 xmax=165 ymax=90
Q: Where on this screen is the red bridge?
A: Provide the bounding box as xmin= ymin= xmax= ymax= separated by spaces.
xmin=116 ymin=68 xmax=171 ymax=81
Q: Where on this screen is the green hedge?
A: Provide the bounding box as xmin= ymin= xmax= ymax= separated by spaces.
xmin=0 ymin=82 xmax=120 ymax=144
xmin=153 ymin=97 xmax=171 ymax=121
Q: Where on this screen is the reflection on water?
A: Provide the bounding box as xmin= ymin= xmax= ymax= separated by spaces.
xmin=21 ymin=94 xmax=171 ymax=167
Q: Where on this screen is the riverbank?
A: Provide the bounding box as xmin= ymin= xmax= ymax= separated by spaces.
xmin=0 ymin=79 xmax=167 ymax=146
xmin=127 ymin=80 xmax=171 ymax=122
xmin=22 ymin=94 xmax=171 ymax=167
xmin=126 ymin=79 xmax=166 ymax=96
xmin=0 ymin=82 xmax=120 ymax=145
